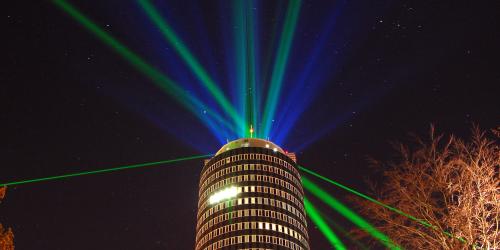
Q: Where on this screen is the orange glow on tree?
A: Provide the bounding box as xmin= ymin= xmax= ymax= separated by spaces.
xmin=0 ymin=187 xmax=14 ymax=250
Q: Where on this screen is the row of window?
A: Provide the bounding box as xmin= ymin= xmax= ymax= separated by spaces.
xmin=199 ymin=163 xmax=302 ymax=195
xmin=199 ymin=174 xmax=303 ymax=205
xmin=198 ymin=185 xmax=305 ymax=218
xmin=201 ymin=153 xmax=300 ymax=184
xmin=199 ymin=234 xmax=306 ymax=250
xmin=196 ymin=208 xmax=308 ymax=242
xmin=197 ymin=196 xmax=307 ymax=229
xmin=196 ymin=221 xmax=309 ymax=250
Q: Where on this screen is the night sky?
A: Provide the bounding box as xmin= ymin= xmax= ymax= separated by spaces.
xmin=2 ymin=0 xmax=499 ymax=249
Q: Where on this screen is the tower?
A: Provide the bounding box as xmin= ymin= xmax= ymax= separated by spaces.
xmin=195 ymin=138 xmax=310 ymax=250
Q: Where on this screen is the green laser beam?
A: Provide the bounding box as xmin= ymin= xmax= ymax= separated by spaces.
xmin=233 ymin=0 xmax=249 ymax=137
xmin=316 ymin=207 xmax=370 ymax=250
xmin=1 ymin=154 xmax=212 ymax=187
xmin=247 ymin=1 xmax=261 ymax=139
xmin=232 ymin=0 xmax=260 ymax=138
xmin=52 ymin=0 xmax=237 ymax=135
xmin=302 ymin=176 xmax=401 ymax=249
xmin=299 ymin=165 xmax=470 ymax=245
xmin=299 ymin=165 xmax=433 ymax=226
xmin=244 ymin=0 xmax=258 ymax=138
xmin=138 ymin=0 xmax=244 ymax=135
xmin=304 ymin=197 xmax=347 ymax=250
xmin=261 ymin=0 xmax=301 ymax=138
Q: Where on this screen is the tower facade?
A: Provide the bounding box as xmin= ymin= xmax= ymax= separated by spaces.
xmin=195 ymin=138 xmax=310 ymax=250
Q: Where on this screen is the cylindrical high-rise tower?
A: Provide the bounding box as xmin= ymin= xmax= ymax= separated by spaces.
xmin=195 ymin=138 xmax=310 ymax=250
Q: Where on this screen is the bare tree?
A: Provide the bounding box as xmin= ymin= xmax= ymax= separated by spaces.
xmin=352 ymin=126 xmax=499 ymax=249
xmin=0 ymin=187 xmax=14 ymax=250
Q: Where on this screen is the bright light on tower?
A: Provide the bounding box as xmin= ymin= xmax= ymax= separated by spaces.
xmin=208 ymin=186 xmax=239 ymax=205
